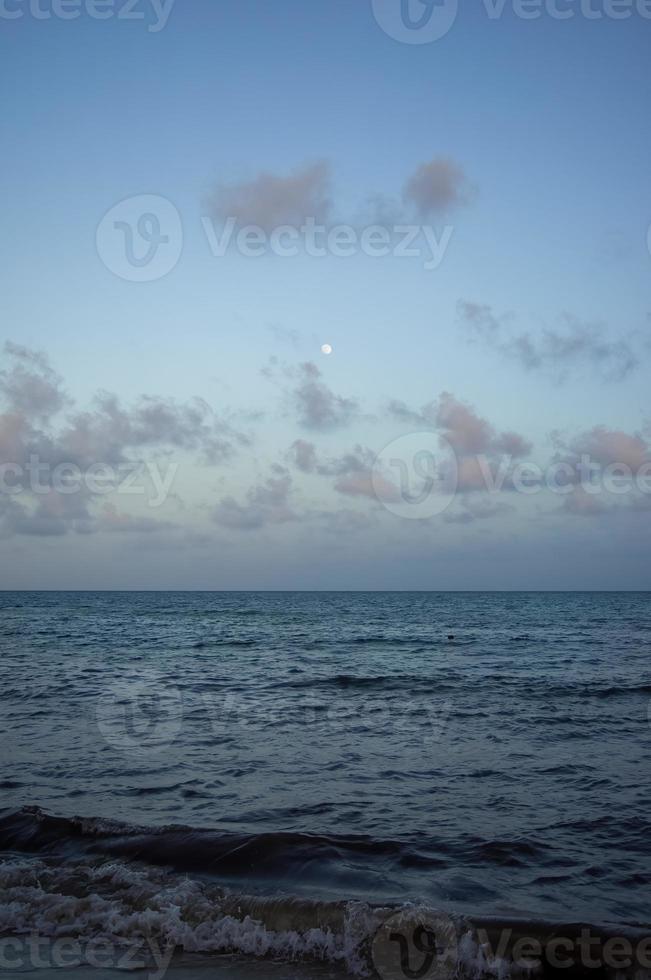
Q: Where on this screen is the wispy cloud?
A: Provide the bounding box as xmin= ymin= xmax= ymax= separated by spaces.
xmin=286 ymin=440 xmax=395 ymax=502
xmin=265 ymin=359 xmax=360 ymax=430
xmin=458 ymin=301 xmax=640 ymax=382
xmin=0 ymin=342 xmax=69 ymax=420
xmin=213 ymin=466 xmax=297 ymax=530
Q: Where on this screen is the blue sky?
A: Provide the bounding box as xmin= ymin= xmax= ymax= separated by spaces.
xmin=1 ymin=0 xmax=650 ymax=588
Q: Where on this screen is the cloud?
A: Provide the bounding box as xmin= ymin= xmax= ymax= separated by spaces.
xmin=293 ymin=363 xmax=359 ymax=429
xmin=267 ymin=360 xmax=359 ymax=430
xmin=386 ymin=392 xmax=532 ymax=502
xmin=0 ymin=496 xmax=66 ymax=537
xmin=434 ymin=391 xmax=497 ymax=455
xmin=552 ymin=425 xmax=650 ymax=475
xmin=0 ymin=343 xmax=248 ymax=538
xmin=333 ymin=470 xmax=378 ymax=500
xmin=286 ymin=440 xmax=394 ymax=501
xmin=207 ymin=161 xmax=331 ymax=233
xmin=213 ymin=467 xmax=297 ymax=530
xmin=493 ymin=431 xmax=532 ymax=458
xmin=403 ymin=157 xmax=472 ymax=218
xmin=205 ymin=157 xmax=473 ymax=237
xmin=458 ymin=301 xmax=639 ymax=382
xmin=548 ymin=425 xmax=651 ymax=516
xmin=388 ymin=391 xmax=532 ymax=461
xmin=320 ymin=444 xmax=376 ymax=478
xmin=97 ymin=504 xmax=176 ymax=534
xmin=60 ymin=391 xmax=242 ymax=468
xmin=385 ymin=399 xmax=427 ymax=427
xmin=0 ymin=342 xmax=69 ymax=421
xmin=268 ymin=324 xmax=301 ymax=349
xmin=289 ymin=439 xmax=319 ymax=473
xmin=545 ymin=426 xmax=651 ymax=518
xmin=561 ymin=487 xmax=612 ymax=517
xmin=214 ymin=447 xmax=388 ymax=530
xmin=0 ymin=487 xmax=93 ymax=538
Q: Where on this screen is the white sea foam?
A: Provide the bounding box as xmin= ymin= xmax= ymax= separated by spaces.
xmin=0 ymin=855 xmax=555 ymax=979
xmin=0 ymin=857 xmax=379 ymax=976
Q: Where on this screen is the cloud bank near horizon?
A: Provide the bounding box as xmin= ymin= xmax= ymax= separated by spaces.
xmin=1 ymin=342 xmax=650 ymax=565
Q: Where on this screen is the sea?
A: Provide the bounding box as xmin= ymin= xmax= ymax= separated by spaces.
xmin=0 ymin=591 xmax=650 ymax=979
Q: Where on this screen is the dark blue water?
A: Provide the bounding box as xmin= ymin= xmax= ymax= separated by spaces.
xmin=1 ymin=591 xmax=650 ymax=934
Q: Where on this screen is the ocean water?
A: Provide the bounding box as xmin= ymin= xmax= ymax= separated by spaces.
xmin=1 ymin=591 xmax=650 ymax=977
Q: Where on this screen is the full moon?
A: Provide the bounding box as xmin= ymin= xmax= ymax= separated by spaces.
xmin=321 ymin=344 xmax=333 ymax=355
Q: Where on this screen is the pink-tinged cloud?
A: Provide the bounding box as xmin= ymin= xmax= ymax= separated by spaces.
xmin=404 ymin=157 xmax=472 ymax=217
xmin=562 ymin=426 xmax=649 ymax=473
xmin=208 ymin=161 xmax=331 ymax=233
xmin=334 ymin=470 xmax=400 ymax=503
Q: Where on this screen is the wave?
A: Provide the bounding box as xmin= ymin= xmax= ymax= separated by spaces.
xmin=0 ymin=825 xmax=470 ymax=977
xmin=271 ymin=673 xmax=460 ymax=693
xmin=0 ymin=806 xmax=411 ymax=875
xmin=2 ymin=809 xmax=651 ymax=976
xmin=3 ymin=807 xmax=650 ymax=888
xmin=1 ymin=848 xmax=649 ymax=979
xmin=0 ymin=852 xmax=375 ymax=975
xmin=264 ymin=671 xmax=651 ymax=700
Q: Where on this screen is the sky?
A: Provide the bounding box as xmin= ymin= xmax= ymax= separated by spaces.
xmin=1 ymin=0 xmax=650 ymax=589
